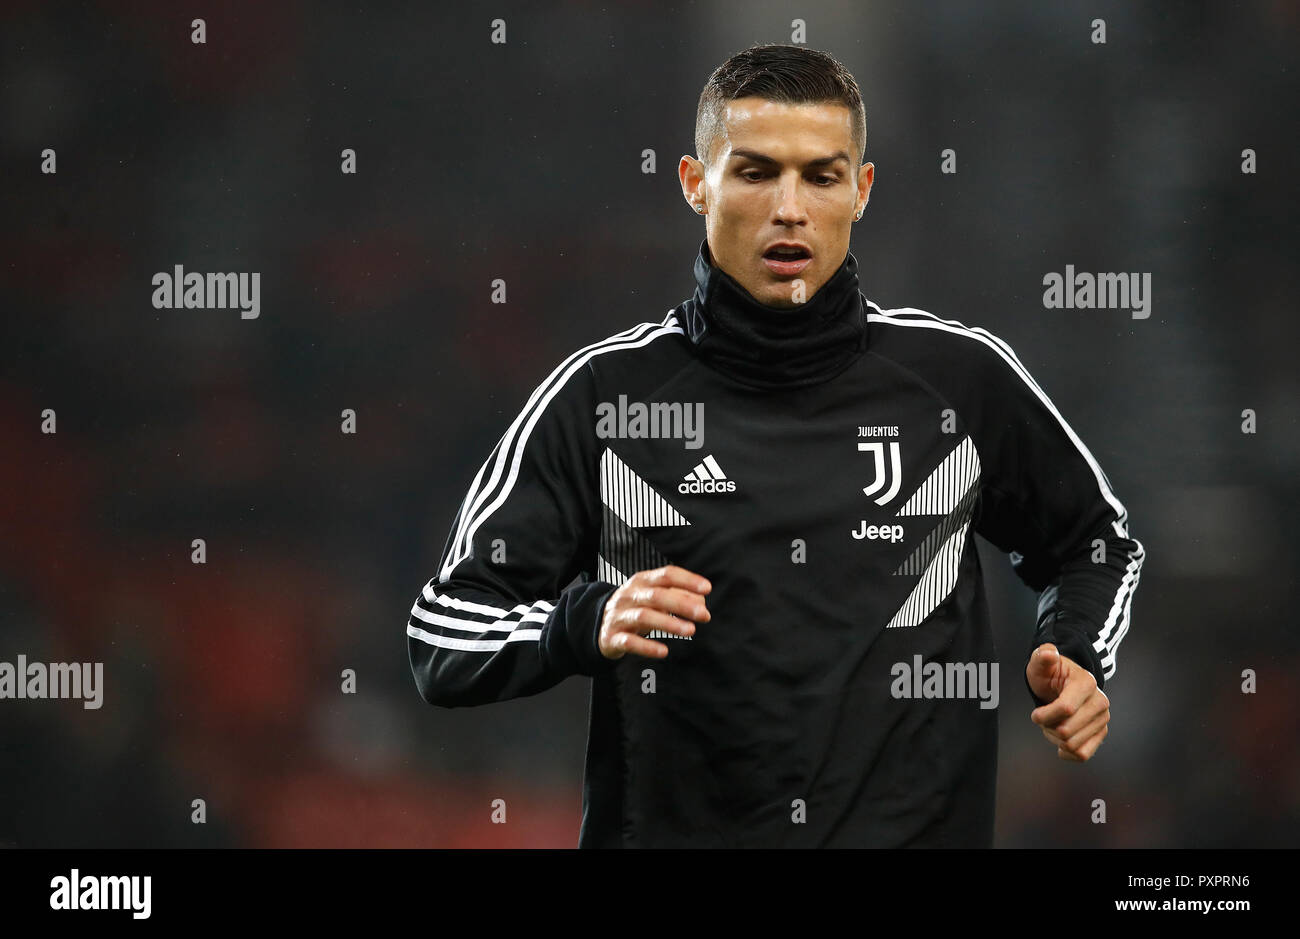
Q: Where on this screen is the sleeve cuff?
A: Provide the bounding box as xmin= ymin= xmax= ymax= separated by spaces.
xmin=1025 ymin=618 xmax=1106 ymax=707
xmin=542 ymin=580 xmax=619 ymax=678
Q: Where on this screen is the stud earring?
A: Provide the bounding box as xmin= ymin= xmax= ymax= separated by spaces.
xmin=695 ymin=203 xmax=705 ymax=213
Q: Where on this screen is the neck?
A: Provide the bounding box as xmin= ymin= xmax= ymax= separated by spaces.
xmin=678 ymin=239 xmax=868 ymax=389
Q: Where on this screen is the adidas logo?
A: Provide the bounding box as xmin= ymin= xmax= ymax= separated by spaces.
xmin=679 ymin=454 xmax=736 ymax=494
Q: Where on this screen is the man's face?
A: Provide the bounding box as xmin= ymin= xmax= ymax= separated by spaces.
xmin=680 ymin=97 xmax=874 ymax=309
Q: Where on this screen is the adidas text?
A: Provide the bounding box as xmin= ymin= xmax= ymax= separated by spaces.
xmin=679 ymin=478 xmax=736 ymax=494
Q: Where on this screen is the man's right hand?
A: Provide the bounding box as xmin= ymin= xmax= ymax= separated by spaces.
xmin=598 ymin=565 xmax=712 ymax=659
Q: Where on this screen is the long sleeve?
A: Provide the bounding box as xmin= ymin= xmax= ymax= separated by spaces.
xmin=407 ymin=355 xmax=616 ymax=708
xmin=964 ymin=333 xmax=1145 ymax=705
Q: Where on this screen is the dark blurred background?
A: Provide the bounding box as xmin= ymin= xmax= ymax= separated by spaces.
xmin=1 ymin=0 xmax=1296 ymax=847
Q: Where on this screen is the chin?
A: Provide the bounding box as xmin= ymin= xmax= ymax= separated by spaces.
xmin=760 ymin=273 xmax=817 ymax=305
xmin=759 ymin=289 xmax=800 ymax=309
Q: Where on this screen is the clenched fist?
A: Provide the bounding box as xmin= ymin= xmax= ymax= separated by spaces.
xmin=599 ymin=565 xmax=712 ymax=660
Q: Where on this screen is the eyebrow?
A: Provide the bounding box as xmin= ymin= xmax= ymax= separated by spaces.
xmin=729 ymin=148 xmax=851 ymax=168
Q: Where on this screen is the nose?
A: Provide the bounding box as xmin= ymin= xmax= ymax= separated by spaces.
xmin=774 ymin=172 xmax=808 ymax=224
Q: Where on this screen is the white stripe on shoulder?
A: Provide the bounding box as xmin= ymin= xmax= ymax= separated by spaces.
xmin=867 ymin=301 xmax=1055 ymax=403
xmin=439 ymin=311 xmax=684 ymax=580
xmin=865 ymin=301 xmax=1131 ymax=528
xmin=442 ymin=318 xmax=660 ymax=571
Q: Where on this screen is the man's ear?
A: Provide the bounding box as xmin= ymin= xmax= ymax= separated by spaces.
xmin=855 ymin=161 xmax=874 ymax=214
xmin=860 ymin=162 xmax=873 ymax=198
xmin=679 ymin=155 xmax=707 ymax=206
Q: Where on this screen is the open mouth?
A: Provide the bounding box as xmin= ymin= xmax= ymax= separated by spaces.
xmin=763 ymin=245 xmax=811 ymax=261
xmin=762 ymin=245 xmax=813 ymax=275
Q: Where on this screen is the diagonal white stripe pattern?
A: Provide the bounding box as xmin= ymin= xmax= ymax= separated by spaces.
xmin=886 ymin=519 xmax=973 ymax=630
xmin=601 ymin=448 xmax=690 ymax=530
xmin=896 ymin=436 xmax=981 ymax=517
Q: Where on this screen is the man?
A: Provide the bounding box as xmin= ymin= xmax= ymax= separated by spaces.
xmin=407 ymin=44 xmax=1144 ymax=847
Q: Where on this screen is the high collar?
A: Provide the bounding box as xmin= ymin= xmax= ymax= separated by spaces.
xmin=678 ymin=239 xmax=868 ymax=389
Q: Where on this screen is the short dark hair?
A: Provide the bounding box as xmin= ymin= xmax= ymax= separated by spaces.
xmin=694 ymin=44 xmax=867 ymax=168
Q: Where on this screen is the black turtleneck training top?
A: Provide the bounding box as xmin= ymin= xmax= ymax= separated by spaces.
xmin=682 ymin=240 xmax=867 ymax=388
xmin=408 ymin=239 xmax=1144 ymax=847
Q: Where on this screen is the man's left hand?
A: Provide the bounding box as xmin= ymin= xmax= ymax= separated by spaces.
xmin=1026 ymin=642 xmax=1110 ymax=762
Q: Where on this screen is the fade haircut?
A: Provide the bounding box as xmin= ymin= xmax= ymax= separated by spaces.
xmin=694 ymin=44 xmax=867 ymax=169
